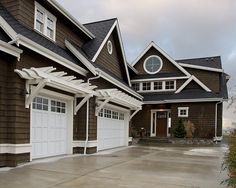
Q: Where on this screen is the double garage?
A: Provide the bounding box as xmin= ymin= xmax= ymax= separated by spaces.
xmin=31 ymin=95 xmax=129 ymax=159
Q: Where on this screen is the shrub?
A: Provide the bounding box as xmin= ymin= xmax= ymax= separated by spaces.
xmin=173 ymin=119 xmax=186 ymax=138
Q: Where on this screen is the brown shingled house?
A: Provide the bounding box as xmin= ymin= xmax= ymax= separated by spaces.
xmin=129 ymin=42 xmax=229 ymax=139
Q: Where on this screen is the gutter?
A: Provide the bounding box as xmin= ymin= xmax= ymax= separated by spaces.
xmin=214 ymin=101 xmax=223 ymax=143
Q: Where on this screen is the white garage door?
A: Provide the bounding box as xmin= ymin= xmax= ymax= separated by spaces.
xmin=97 ymin=108 xmax=126 ymax=151
xmin=32 ymin=96 xmax=67 ymax=159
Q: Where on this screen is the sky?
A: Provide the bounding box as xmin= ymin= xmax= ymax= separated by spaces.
xmin=57 ymin=0 xmax=236 ymax=128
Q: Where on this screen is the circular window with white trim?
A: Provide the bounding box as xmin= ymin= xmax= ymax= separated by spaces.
xmin=107 ymin=40 xmax=113 ymax=55
xmin=143 ymin=55 xmax=163 ymax=74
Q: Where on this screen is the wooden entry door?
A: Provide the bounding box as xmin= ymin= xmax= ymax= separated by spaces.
xmin=156 ymin=111 xmax=168 ymax=137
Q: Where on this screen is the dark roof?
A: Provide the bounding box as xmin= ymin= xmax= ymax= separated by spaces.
xmin=176 ymin=56 xmax=222 ymax=69
xmin=0 ymin=3 xmax=82 ymax=67
xmin=131 ymin=73 xmax=184 ymax=80
xmin=82 ymin=18 xmax=117 ymax=59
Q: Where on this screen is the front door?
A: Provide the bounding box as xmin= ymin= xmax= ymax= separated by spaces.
xmin=156 ymin=111 xmax=168 ymax=137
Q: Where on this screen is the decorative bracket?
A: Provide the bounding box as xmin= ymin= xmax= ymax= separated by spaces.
xmin=25 ymin=79 xmax=49 ymax=108
xmin=74 ymin=94 xmax=93 ymax=115
xmin=129 ymin=108 xmax=142 ymax=121
xmin=95 ymin=97 xmax=113 ymax=116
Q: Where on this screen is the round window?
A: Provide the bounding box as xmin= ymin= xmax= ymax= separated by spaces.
xmin=144 ymin=55 xmax=163 ymax=74
xmin=107 ymin=40 xmax=113 ymax=54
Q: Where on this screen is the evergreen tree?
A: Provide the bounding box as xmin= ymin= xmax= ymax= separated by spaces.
xmin=173 ymin=119 xmax=186 ymax=138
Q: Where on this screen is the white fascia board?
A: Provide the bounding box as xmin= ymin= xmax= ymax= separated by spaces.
xmin=179 ymin=63 xmax=223 ymax=73
xmin=65 ymin=40 xmax=97 ymax=75
xmin=131 ymin=76 xmax=188 ymax=82
xmin=47 ymin=0 xmax=95 ymax=39
xmin=17 ymin=35 xmax=88 ymax=76
xmin=144 ymin=98 xmax=223 ymax=104
xmin=92 ymin=20 xmax=117 ymax=62
xmin=0 ymin=16 xmax=18 ymax=40
xmin=127 ymin=63 xmax=139 ymax=74
xmin=0 ymin=40 xmax=23 ymax=60
xmin=0 ymin=144 xmax=31 ymax=154
xmin=96 ymin=68 xmax=143 ymax=100
xmin=115 ymin=21 xmax=131 ymax=87
xmin=131 ymin=42 xmax=191 ymax=77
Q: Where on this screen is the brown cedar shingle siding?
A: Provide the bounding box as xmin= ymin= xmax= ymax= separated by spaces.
xmin=95 ymin=31 xmax=127 ymax=81
xmin=134 ymin=47 xmax=185 ymax=76
xmin=0 ymin=153 xmax=30 ymax=167
xmin=185 ymin=68 xmax=220 ymax=93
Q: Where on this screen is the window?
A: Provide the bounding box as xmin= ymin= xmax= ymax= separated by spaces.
xmin=112 ymin=111 xmax=119 ymax=119
xmin=107 ymin=40 xmax=113 ymax=54
xmin=104 ymin=109 xmax=111 ymax=118
xmin=178 ymin=107 xmax=189 ymax=117
xmin=165 ymin=81 xmax=175 ymax=90
xmin=119 ymin=113 xmax=125 ymax=120
xmin=35 ymin=2 xmax=56 ymax=41
xmin=51 ymin=100 xmax=66 ymax=114
xmin=132 ymin=83 xmax=140 ymax=91
xmin=144 ymin=55 xmax=163 ymax=74
xmin=154 ymin=81 xmax=163 ymax=90
xmin=98 ymin=109 xmax=103 ymax=117
xmin=32 ymin=97 xmax=48 ymax=111
xmin=142 ymin=82 xmax=151 ymax=91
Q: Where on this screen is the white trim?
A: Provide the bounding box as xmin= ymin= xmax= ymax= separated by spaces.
xmin=144 ymin=98 xmax=223 ymax=104
xmin=96 ymin=68 xmax=143 ymax=100
xmin=131 ymin=76 xmax=188 ymax=82
xmin=17 ymin=35 xmax=88 ymax=76
xmin=46 ymin=0 xmax=95 ymax=39
xmin=175 ymin=75 xmax=211 ymax=93
xmin=65 ymin=40 xmax=97 ymax=75
xmin=92 ymin=20 xmax=117 ymax=62
xmin=0 ymin=144 xmax=31 ymax=154
xmin=91 ymin=20 xmax=131 ymax=86
xmin=143 ymin=55 xmax=163 ymax=74
xmin=179 ymin=63 xmax=223 ymax=73
xmin=127 ymin=63 xmax=139 ymax=74
xmin=0 ymin=16 xmax=18 ymax=40
xmin=107 ymin=40 xmax=113 ymax=54
xmin=96 ymin=100 xmax=130 ymax=113
xmin=129 ymin=108 xmax=141 ymax=120
xmin=0 ymin=40 xmax=23 ymax=60
xmin=178 ymin=107 xmax=189 ymax=117
xmin=34 ymin=2 xmax=57 ymax=41
xmin=131 ymin=41 xmax=191 ymax=77
xmin=72 ymin=140 xmax=98 ymax=148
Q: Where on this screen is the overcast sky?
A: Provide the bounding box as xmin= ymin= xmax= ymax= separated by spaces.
xmin=57 ymin=0 xmax=236 ymax=127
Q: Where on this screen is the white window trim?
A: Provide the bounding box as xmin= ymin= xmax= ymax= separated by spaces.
xmin=133 ymin=80 xmax=176 ymax=93
xmin=178 ymin=107 xmax=189 ymax=118
xmin=34 ymin=2 xmax=57 ymax=41
xmin=143 ymin=55 xmax=163 ymax=75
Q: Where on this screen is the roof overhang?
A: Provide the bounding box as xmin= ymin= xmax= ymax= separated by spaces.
xmin=131 ymin=76 xmax=189 ymax=82
xmin=144 ymin=98 xmax=224 ymax=104
xmin=0 ymin=40 xmax=23 ymax=60
xmin=46 ymin=0 xmax=95 ymax=39
xmin=178 ymin=63 xmax=223 ymax=72
xmin=15 ymin=66 xmax=97 ymax=108
xmin=96 ymin=89 xmax=143 ymax=110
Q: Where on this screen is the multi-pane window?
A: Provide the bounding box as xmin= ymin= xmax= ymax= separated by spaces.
xmin=178 ymin=107 xmax=189 ymax=117
xmin=142 ymin=82 xmax=151 ymax=91
xmin=165 ymin=81 xmax=175 ymax=90
xmin=35 ymin=2 xmax=56 ymax=41
xmin=99 ymin=109 xmax=125 ymax=121
xmin=119 ymin=113 xmax=125 ymax=120
xmin=98 ymin=109 xmax=103 ymax=117
xmin=51 ymin=100 xmax=66 ymax=114
xmin=154 ymin=81 xmax=163 ymax=90
xmin=112 ymin=111 xmax=119 ymax=119
xmin=104 ymin=109 xmax=112 ymax=118
xmin=132 ymin=83 xmax=140 ymax=91
xmin=33 ymin=97 xmax=48 ymax=111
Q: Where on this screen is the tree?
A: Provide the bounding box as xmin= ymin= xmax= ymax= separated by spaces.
xmin=173 ymin=119 xmax=186 ymax=138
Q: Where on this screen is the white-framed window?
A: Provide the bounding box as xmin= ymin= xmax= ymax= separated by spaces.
xmin=142 ymin=82 xmax=151 ymax=91
xmin=165 ymin=81 xmax=175 ymax=90
xmin=34 ymin=2 xmax=57 ymax=41
xmin=112 ymin=111 xmax=119 ymax=119
xmin=178 ymin=107 xmax=189 ymax=117
xmin=51 ymin=100 xmax=66 ymax=114
xmin=98 ymin=109 xmax=103 ymax=117
xmin=32 ymin=97 xmax=48 ymax=111
xmin=132 ymin=83 xmax=140 ymax=91
xmin=104 ymin=109 xmax=112 ymax=118
xmin=107 ymin=40 xmax=113 ymax=54
xmin=143 ymin=55 xmax=163 ymax=74
xmin=119 ymin=113 xmax=125 ymax=120
xmin=153 ymin=81 xmax=163 ymax=90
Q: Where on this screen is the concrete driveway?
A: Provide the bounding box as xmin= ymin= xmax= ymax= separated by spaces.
xmin=0 ymin=145 xmax=228 ymax=188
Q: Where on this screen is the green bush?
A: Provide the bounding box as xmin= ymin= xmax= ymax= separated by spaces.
xmin=173 ymin=119 xmax=186 ymax=138
xmin=222 ymin=130 xmax=236 ymax=187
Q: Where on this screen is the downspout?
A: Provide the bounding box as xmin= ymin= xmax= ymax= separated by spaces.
xmin=214 ymin=101 xmax=222 ymax=143
xmin=84 ymin=73 xmax=101 ymax=155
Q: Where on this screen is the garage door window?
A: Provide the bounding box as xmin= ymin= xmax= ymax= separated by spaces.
xmin=119 ymin=113 xmax=124 ymax=120
xmin=51 ymin=100 xmax=66 ymax=113
xmin=98 ymin=109 xmax=103 ymax=117
xmin=112 ymin=111 xmax=119 ymax=119
xmin=32 ymin=97 xmax=48 ymax=111
xmin=104 ymin=109 xmax=111 ymax=118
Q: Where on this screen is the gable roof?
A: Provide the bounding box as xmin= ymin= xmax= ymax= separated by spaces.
xmin=83 ymin=18 xmax=131 ymax=86
xmin=47 ymin=0 xmax=95 ymax=39
xmin=131 ymin=41 xmax=191 ymax=77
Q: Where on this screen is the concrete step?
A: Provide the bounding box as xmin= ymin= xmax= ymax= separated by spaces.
xmin=139 ymin=137 xmax=171 ymax=144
